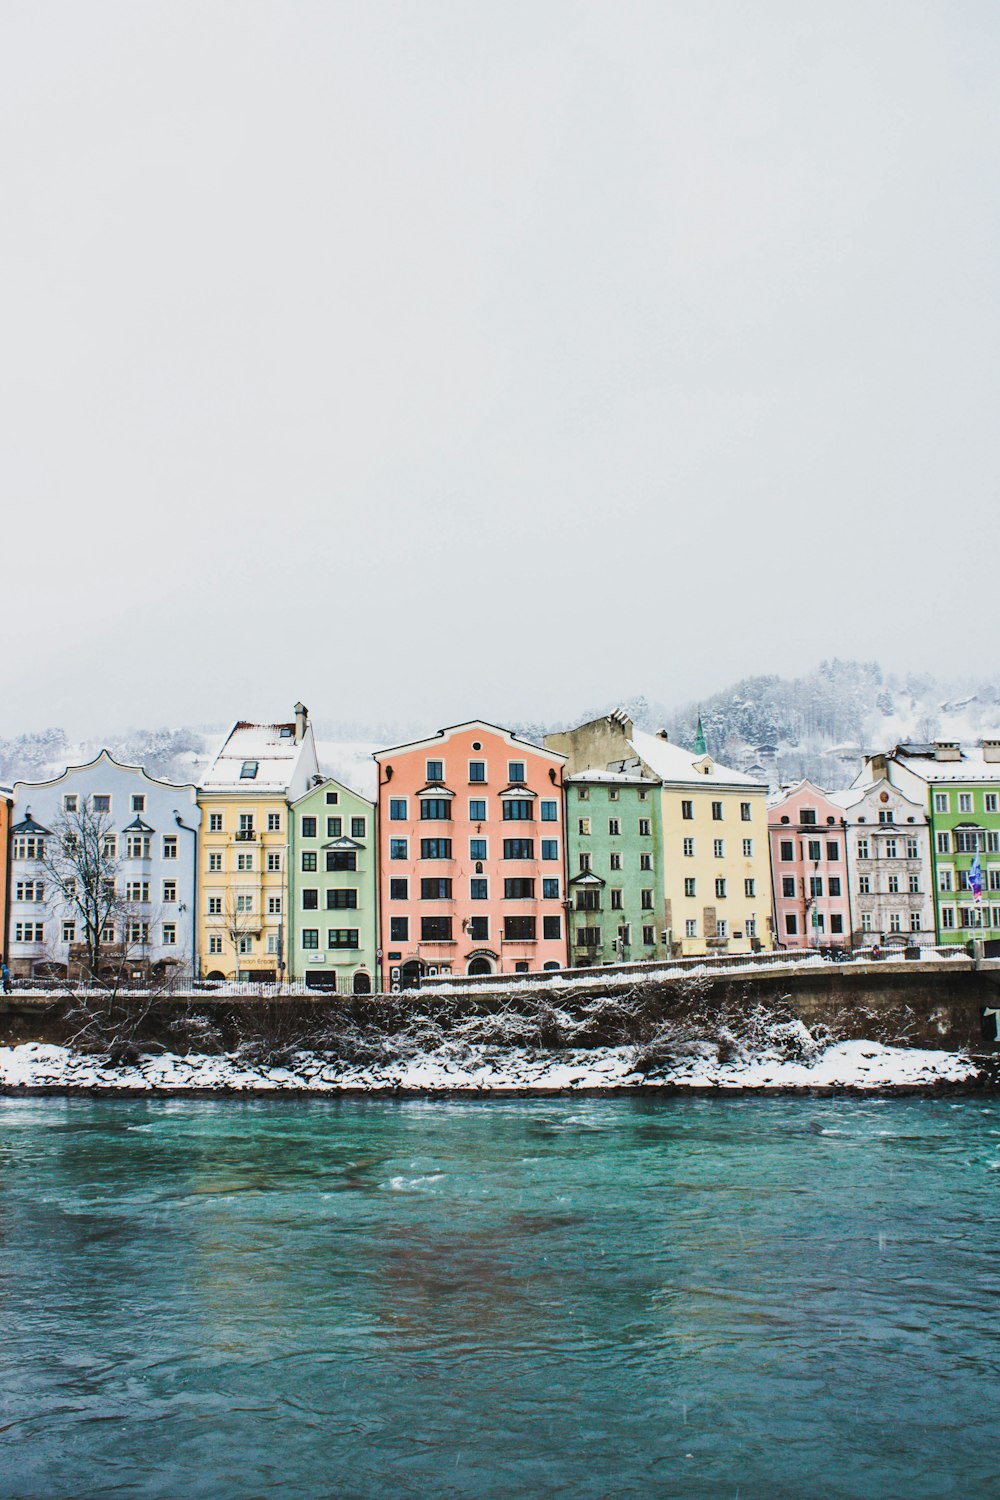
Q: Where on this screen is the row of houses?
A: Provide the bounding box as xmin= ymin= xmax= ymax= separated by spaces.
xmin=0 ymin=706 xmax=995 ymax=989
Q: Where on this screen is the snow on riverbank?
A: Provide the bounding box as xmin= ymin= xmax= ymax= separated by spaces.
xmin=0 ymin=1040 xmax=981 ymax=1094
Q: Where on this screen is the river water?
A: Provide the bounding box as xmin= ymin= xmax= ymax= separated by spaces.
xmin=1 ymin=1096 xmax=999 ymax=1499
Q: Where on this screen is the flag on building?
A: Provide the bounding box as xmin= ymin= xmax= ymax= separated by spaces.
xmin=969 ymin=851 xmax=983 ymax=903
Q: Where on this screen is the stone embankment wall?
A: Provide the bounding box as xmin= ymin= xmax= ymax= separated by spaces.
xmin=0 ymin=960 xmax=998 ymax=1054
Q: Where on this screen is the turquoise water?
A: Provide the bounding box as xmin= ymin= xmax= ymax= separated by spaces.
xmin=1 ymin=1098 xmax=999 ymax=1499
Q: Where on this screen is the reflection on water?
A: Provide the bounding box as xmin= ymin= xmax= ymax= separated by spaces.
xmin=1 ymin=1096 xmax=999 ymax=1498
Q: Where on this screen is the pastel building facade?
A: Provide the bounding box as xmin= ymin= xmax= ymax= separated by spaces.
xmin=828 ymin=776 xmax=934 ymax=947
xmin=7 ymin=751 xmax=200 ymax=979
xmin=767 ymin=781 xmax=852 ymax=948
xmin=871 ymin=739 xmax=1000 ymax=944
xmin=197 ymin=705 xmax=319 ymax=980
xmin=288 ymin=776 xmax=377 ymax=990
xmin=374 ymin=722 xmax=568 ymax=987
xmin=0 ymin=785 xmax=11 ymax=966
xmin=564 ymin=769 xmax=666 ymax=966
xmin=547 ymin=711 xmax=773 ymax=956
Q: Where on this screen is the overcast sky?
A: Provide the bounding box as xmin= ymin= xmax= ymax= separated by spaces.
xmin=2 ymin=1 xmax=997 ymax=736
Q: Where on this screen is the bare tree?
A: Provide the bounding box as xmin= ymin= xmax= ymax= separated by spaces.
xmin=206 ymin=888 xmax=260 ymax=982
xmin=40 ymin=802 xmax=122 ymax=980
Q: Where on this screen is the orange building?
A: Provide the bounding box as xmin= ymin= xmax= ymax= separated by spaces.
xmin=374 ymin=723 xmax=568 ymax=987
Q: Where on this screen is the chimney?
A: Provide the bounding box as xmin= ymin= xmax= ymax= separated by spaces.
xmin=294 ymin=702 xmax=309 ymax=744
xmin=933 ymin=740 xmax=961 ymax=762
xmin=982 ymin=738 xmax=1000 ymax=764
xmin=657 ymin=729 xmax=669 ymax=741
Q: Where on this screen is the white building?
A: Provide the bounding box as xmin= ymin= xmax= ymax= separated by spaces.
xmin=8 ymin=751 xmax=201 ymax=980
xmin=827 ymin=776 xmax=934 ymax=948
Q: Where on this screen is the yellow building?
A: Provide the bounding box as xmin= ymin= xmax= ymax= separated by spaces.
xmin=547 ymin=711 xmax=774 ymax=957
xmin=197 ymin=704 xmax=319 ymax=981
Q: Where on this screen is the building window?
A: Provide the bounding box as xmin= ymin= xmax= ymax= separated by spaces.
xmin=885 ymin=874 xmax=898 ymax=895
xmin=577 ymin=926 xmax=601 ymax=947
xmin=207 ymin=896 xmax=222 ymax=915
xmin=685 ymin=877 xmax=697 ymax=897
xmin=236 ymin=895 xmax=253 ymax=913
xmin=577 ymin=788 xmax=589 ymax=801
xmin=208 ymin=935 xmax=223 ymax=955
xmin=643 ymin=925 xmax=655 ymax=945
xmin=782 ymin=877 xmax=795 ymax=897
xmin=237 ymin=853 xmax=253 ymax=872
xmin=267 ymin=853 xmax=281 ymax=872
xmin=14 ymin=921 xmax=44 ymax=942
xmin=61 ymin=920 xmax=75 ymax=943
xmin=610 ymin=889 xmax=623 ymax=910
xmin=421 ymin=839 xmax=453 ymax=859
xmin=390 ymin=917 xmax=409 ymax=942
xmin=125 ymin=880 xmax=150 ymax=902
xmin=878 ymin=810 xmax=894 ymax=825
xmin=208 ymin=812 xmax=223 ymax=832
xmin=576 ymin=890 xmax=600 ymax=911
xmin=889 ymin=913 xmax=901 ymax=933
xmin=578 ymin=818 xmax=591 ymax=835
xmin=508 ymin=762 xmax=526 ymax=784
xmin=809 ymin=876 xmax=823 ymax=897
xmin=93 ymin=795 xmax=111 ymax=813
xmin=940 ymin=907 xmax=955 ymax=929
xmin=350 ymin=817 xmax=366 ymax=839
xmin=859 ymin=875 xmax=871 ymax=894
xmin=301 ymin=851 xmax=318 ymax=872
xmin=469 ymin=799 xmax=487 ymax=821
xmin=239 ymin=762 xmax=258 ymax=780
xmin=126 ymin=836 xmax=150 ymax=859
xmin=390 ymin=839 xmax=408 ymax=860
xmin=542 ymin=878 xmax=560 ymax=899
xmin=327 ymin=851 xmax=357 ymax=872
xmin=302 ymin=889 xmax=319 ymax=910
xmin=542 ymin=916 xmax=562 ymax=940
xmin=826 ymin=841 xmax=839 ymax=861
xmin=208 ymin=853 xmax=223 ymax=872
xmin=829 ymin=877 xmax=841 ymax=897
xmin=857 ymin=838 xmax=869 ymax=860
xmin=267 ymin=813 xmax=281 ymax=832
xmin=268 ymin=896 xmax=282 ymax=914
xmin=713 ymin=839 xmax=724 ymax=858
xmin=470 ymin=879 xmax=488 ymax=899
xmin=959 ymin=793 xmax=974 ymax=814
xmin=908 ymin=873 xmax=920 ymax=894
xmin=389 ymin=799 xmax=407 ymax=821
xmin=421 ymin=878 xmax=453 ymax=899
xmin=541 ymin=800 xmax=558 ymax=821
xmin=162 ymin=924 xmax=177 ymax=945
xmin=301 ymin=816 xmax=318 ymax=838
xmin=740 ymin=802 xmax=752 ymax=822
xmin=640 ymin=853 xmax=652 ymax=871
xmin=302 ymin=929 xmax=319 ymax=950
xmin=608 ymin=819 xmax=620 ymax=836
xmin=934 ymin=793 xmax=949 ymax=813
xmin=715 ymin=878 xmax=727 ymax=898
xmin=861 ymin=913 xmax=873 ymax=933
xmin=504 ymin=839 xmax=534 ymax=859
xmin=327 ymin=817 xmax=342 ymax=837
xmin=426 ymin=760 xmax=444 ymax=783
xmin=905 ymin=838 xmax=919 ymax=860
xmin=15 ymin=880 xmax=44 ymax=901
xmin=745 ymin=879 xmax=755 ymax=898
xmin=609 ymin=852 xmax=622 ymax=871
xmin=910 ymin=912 xmax=922 ymax=932
xmin=469 ymin=761 xmax=486 ymax=783
xmin=326 ymin=790 xmax=339 ymax=805
xmin=683 ymin=838 xmax=695 ymax=857
xmin=468 ymin=916 xmax=489 ymax=941
xmin=640 ymin=889 xmax=654 ymax=910
xmin=390 ymin=879 xmax=408 ymax=900
xmin=716 ymin=919 xmax=728 ymax=939
xmin=503 ymin=799 xmax=533 ymax=821
xmin=681 ymin=801 xmax=694 ymax=820
xmin=829 ymin=914 xmax=844 ymax=935
xmin=807 ymin=840 xmax=821 ymax=862
xmin=780 ymin=841 xmax=794 ymax=861
xmin=504 ymin=916 xmax=535 ymax=940
xmin=505 ymin=878 xmax=536 ymax=899
xmin=638 ymin=819 xmax=651 ymax=838
xmin=987 ymin=794 xmax=999 ymax=814
xmin=421 ymin=800 xmax=451 ymax=821
xmin=328 ymin=929 xmax=360 ymax=949
xmin=685 ymin=919 xmax=697 ymax=938
xmin=743 ymin=838 xmax=753 ymax=858
xmin=470 ymin=839 xmax=487 ymax=860
xmin=64 ymin=794 xmax=78 ymax=813
xmin=712 ymin=802 xmax=723 ymax=821
xmin=421 ymin=916 xmax=453 ymax=942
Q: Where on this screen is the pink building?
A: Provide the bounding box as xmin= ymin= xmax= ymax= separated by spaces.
xmin=768 ymin=780 xmax=853 ymax=948
xmin=374 ymin=722 xmax=568 ymax=987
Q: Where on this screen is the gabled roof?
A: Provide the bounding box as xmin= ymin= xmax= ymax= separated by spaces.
xmin=12 ymin=810 xmax=51 ymax=836
xmin=373 ymin=720 xmax=567 ymax=763
xmin=569 ymin=870 xmax=606 ymax=887
xmin=629 ymin=728 xmax=766 ymax=791
xmin=12 ymin=746 xmax=197 ymax=796
xmin=200 ymin=719 xmax=316 ymax=793
xmin=322 ymin=835 xmax=364 ymax=851
xmin=123 ymin=816 xmax=155 ymax=833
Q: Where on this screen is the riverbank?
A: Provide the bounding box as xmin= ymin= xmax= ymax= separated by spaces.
xmin=0 ymin=1038 xmax=983 ymax=1095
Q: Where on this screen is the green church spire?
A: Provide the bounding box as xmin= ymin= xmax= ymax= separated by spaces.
xmin=693 ymin=714 xmax=707 ymax=756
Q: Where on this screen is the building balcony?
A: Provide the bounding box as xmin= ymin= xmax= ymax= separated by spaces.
xmin=235 ymin=831 xmax=258 ymax=842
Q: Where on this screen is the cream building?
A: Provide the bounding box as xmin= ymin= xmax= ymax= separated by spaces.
xmin=197 ymin=704 xmax=319 ymax=981
xmin=546 ymin=711 xmax=773 ymax=956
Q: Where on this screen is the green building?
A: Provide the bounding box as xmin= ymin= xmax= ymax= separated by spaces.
xmin=288 ymin=777 xmax=378 ymax=990
xmin=564 ymin=769 xmax=666 ymax=966
xmin=872 ymin=738 xmax=1000 ymax=944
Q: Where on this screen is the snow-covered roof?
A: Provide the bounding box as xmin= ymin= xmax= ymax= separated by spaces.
xmin=887 ymin=743 xmax=1000 ymax=784
xmin=629 ymin=728 xmax=766 ymax=791
xmin=200 ymin=721 xmax=314 ymax=793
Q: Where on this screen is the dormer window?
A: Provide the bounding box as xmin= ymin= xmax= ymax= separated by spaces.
xmin=240 ymin=761 xmax=259 ymax=779
xmin=280 ymin=726 xmax=294 ymax=738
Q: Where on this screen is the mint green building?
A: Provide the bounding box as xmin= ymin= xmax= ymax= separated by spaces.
xmin=564 ymin=769 xmax=665 ymax=965
xmin=288 ymin=777 xmax=377 ymax=990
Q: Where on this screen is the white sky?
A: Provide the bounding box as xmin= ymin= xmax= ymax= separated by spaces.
xmin=2 ymin=1 xmax=998 ymax=734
